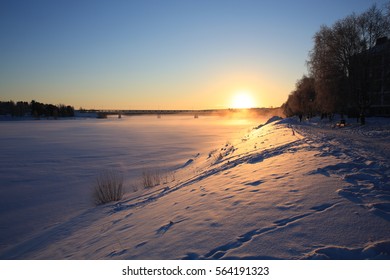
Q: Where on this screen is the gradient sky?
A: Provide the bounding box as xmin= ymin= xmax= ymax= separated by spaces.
xmin=0 ymin=0 xmax=387 ymax=109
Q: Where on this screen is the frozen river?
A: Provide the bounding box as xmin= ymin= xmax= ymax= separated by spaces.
xmin=0 ymin=114 xmax=262 ymax=251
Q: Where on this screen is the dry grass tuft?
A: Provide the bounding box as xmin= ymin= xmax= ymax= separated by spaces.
xmin=142 ymin=169 xmax=162 ymax=189
xmin=93 ymin=170 xmax=124 ymax=205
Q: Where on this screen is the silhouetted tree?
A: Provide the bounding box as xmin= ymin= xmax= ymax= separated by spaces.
xmin=358 ymin=4 xmax=390 ymax=49
xmin=0 ymin=99 xmax=74 ymax=118
xmin=282 ymin=75 xmax=316 ymax=117
xmin=30 ymin=100 xmax=45 ymax=117
xmin=0 ymin=101 xmax=15 ymax=116
xmin=308 ymin=17 xmax=360 ymax=114
xmin=15 ymin=101 xmax=29 ymax=116
xmin=307 ymin=3 xmax=390 ymax=115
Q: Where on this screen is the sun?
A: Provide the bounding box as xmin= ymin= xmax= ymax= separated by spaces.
xmin=231 ymin=91 xmax=256 ymax=109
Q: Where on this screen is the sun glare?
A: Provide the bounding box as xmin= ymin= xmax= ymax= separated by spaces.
xmin=231 ymin=91 xmax=256 ymax=109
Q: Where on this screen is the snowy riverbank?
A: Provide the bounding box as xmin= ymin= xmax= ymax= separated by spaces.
xmin=1 ymin=116 xmax=389 ymax=259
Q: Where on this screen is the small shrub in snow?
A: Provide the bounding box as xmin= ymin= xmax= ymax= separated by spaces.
xmin=142 ymin=169 xmax=161 ymax=189
xmin=141 ymin=169 xmax=175 ymax=189
xmin=93 ymin=170 xmax=124 ymax=205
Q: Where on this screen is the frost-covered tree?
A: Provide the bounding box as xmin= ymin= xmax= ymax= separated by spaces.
xmin=282 ymin=75 xmax=316 ymax=117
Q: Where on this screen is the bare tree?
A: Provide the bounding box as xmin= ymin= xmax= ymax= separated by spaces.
xmin=358 ymin=4 xmax=390 ymax=50
xmin=308 ymin=24 xmax=349 ymax=114
xmin=307 ymin=3 xmax=390 ymax=115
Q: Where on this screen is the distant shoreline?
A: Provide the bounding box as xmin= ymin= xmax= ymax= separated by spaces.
xmin=0 ymin=107 xmax=283 ymax=120
xmin=79 ymin=107 xmax=283 ymax=117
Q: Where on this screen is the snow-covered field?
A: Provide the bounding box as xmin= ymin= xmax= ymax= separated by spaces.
xmin=0 ymin=115 xmax=389 ymax=259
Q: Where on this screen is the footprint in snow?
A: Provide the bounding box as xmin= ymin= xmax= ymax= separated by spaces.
xmin=156 ymin=218 xmax=189 ymax=236
xmin=245 ymin=179 xmax=264 ymax=186
xmin=135 ymin=241 xmax=148 ymax=248
xmin=156 ymin=221 xmax=175 ymax=236
xmin=107 ymin=249 xmax=128 ymax=257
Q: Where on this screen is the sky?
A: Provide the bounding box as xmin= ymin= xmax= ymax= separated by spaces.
xmin=0 ymin=0 xmax=388 ymax=110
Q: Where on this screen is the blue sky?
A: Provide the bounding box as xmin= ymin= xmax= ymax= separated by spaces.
xmin=0 ymin=0 xmax=387 ymax=109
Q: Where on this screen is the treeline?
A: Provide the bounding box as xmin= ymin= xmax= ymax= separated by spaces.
xmin=0 ymin=100 xmax=75 ymax=118
xmin=282 ymin=3 xmax=390 ymax=118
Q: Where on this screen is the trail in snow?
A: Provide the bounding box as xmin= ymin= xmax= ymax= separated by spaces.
xmin=288 ymin=118 xmax=390 ymax=218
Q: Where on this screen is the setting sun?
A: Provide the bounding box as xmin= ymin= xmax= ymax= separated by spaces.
xmin=231 ymin=91 xmax=256 ymax=109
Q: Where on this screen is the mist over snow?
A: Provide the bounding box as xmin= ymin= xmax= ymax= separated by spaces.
xmin=0 ymin=115 xmax=389 ymax=259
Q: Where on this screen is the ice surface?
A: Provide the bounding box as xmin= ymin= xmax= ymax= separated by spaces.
xmin=0 ymin=115 xmax=258 ymax=255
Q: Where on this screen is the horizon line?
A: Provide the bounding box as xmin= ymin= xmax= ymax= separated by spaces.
xmin=78 ymin=107 xmax=280 ymax=112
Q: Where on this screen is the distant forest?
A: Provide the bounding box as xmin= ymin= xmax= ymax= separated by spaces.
xmin=0 ymin=100 xmax=74 ymax=118
xmin=282 ymin=3 xmax=390 ymax=119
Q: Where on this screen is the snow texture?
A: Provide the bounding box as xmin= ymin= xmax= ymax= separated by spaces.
xmin=0 ymin=115 xmax=389 ymax=259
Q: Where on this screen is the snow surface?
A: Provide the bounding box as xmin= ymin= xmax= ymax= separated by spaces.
xmin=0 ymin=115 xmax=389 ymax=259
